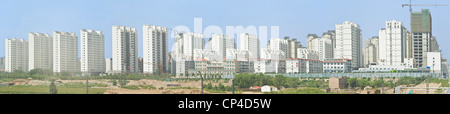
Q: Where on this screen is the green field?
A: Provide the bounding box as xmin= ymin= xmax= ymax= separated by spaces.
xmin=0 ymin=85 xmax=107 ymax=94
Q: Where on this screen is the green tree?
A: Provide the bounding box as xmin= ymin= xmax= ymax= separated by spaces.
xmin=49 ymin=79 xmax=58 ymax=94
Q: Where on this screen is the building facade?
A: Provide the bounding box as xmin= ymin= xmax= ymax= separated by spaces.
xmin=5 ymin=38 xmax=28 ymax=72
xmin=143 ymin=25 xmax=168 ymax=74
xmin=411 ymin=9 xmax=432 ymax=68
xmin=174 ymin=32 xmax=204 ymax=59
xmin=112 ymin=26 xmax=138 ymax=73
xmin=28 ymin=32 xmax=53 ymax=71
xmin=105 ymin=58 xmax=112 ymax=74
xmin=240 ymin=33 xmax=260 ymax=60
xmin=323 ymin=58 xmax=352 ymax=73
xmin=80 ymin=29 xmax=105 ymax=75
xmin=297 ymin=48 xmax=319 ymax=60
xmin=307 ymin=34 xmax=333 ymax=60
xmin=268 ymin=38 xmax=289 ymax=57
xmin=335 ymin=21 xmax=363 ymax=70
xmin=378 ymin=20 xmax=408 ymax=66
xmin=53 ymin=31 xmax=78 ymax=73
xmin=427 ymin=52 xmax=441 ymax=73
xmin=364 ymin=36 xmax=379 ymax=67
xmin=209 ymin=34 xmax=235 ymax=60
xmin=254 ymin=59 xmax=285 ymax=74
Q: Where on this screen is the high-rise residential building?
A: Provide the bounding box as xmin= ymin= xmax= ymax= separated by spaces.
xmin=0 ymin=57 xmax=5 ymax=71
xmin=378 ymin=20 xmax=408 ymax=66
xmin=284 ymin=36 xmax=302 ymax=58
xmin=430 ymin=36 xmax=440 ymax=52
xmin=5 ymin=38 xmax=28 ymax=72
xmin=143 ymin=25 xmax=168 ymax=74
xmin=138 ymin=57 xmax=143 ymax=73
xmin=323 ymin=30 xmax=336 ymax=58
xmin=105 ymin=58 xmax=112 ymax=74
xmin=240 ymin=33 xmax=260 ymax=60
xmin=268 ymin=38 xmax=289 ymax=57
xmin=209 ymin=34 xmax=235 ymax=60
xmin=364 ymin=36 xmax=379 ymax=67
xmin=112 ymin=26 xmax=138 ymax=73
xmin=174 ymin=32 xmax=204 ymax=59
xmin=307 ymin=34 xmax=333 ymax=60
xmin=28 ymin=32 xmax=53 ymax=71
xmin=80 ymin=29 xmax=105 ymax=75
xmin=411 ymin=9 xmax=432 ymax=68
xmin=335 ymin=21 xmax=363 ymax=70
xmin=53 ymin=31 xmax=78 ymax=73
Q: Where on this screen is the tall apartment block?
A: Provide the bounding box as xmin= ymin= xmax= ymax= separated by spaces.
xmin=28 ymin=32 xmax=53 ymax=71
xmin=174 ymin=32 xmax=204 ymax=59
xmin=209 ymin=34 xmax=235 ymax=60
xmin=322 ymin=30 xmax=336 ymax=58
xmin=307 ymin=34 xmax=333 ymax=60
xmin=335 ymin=21 xmax=363 ymax=70
xmin=5 ymin=38 xmax=28 ymax=72
xmin=379 ymin=20 xmax=409 ymax=66
xmin=80 ymin=29 xmax=105 ymax=75
xmin=364 ymin=36 xmax=379 ymax=67
xmin=411 ymin=9 xmax=432 ymax=68
xmin=0 ymin=57 xmax=4 ymax=71
xmin=53 ymin=31 xmax=78 ymax=73
xmin=143 ymin=25 xmax=168 ymax=74
xmin=112 ymin=26 xmax=138 ymax=73
xmin=268 ymin=38 xmax=289 ymax=58
xmin=284 ymin=36 xmax=302 ymax=58
xmin=105 ymin=58 xmax=112 ymax=74
xmin=240 ymin=33 xmax=260 ymax=60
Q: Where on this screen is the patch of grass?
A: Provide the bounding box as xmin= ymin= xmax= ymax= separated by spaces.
xmin=122 ymin=85 xmax=140 ymax=90
xmin=166 ymin=86 xmax=198 ymax=90
xmin=266 ymin=88 xmax=327 ymax=94
xmin=139 ymin=85 xmax=156 ymax=90
xmin=60 ymin=82 xmax=108 ymax=88
xmin=0 ymin=85 xmax=107 ymax=94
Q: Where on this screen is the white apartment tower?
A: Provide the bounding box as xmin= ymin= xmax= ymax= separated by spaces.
xmin=335 ymin=21 xmax=363 ymax=70
xmin=379 ymin=20 xmax=408 ymax=66
xmin=364 ymin=36 xmax=379 ymax=67
xmin=112 ymin=26 xmax=138 ymax=73
xmin=307 ymin=34 xmax=333 ymax=60
xmin=268 ymin=38 xmax=289 ymax=57
xmin=28 ymin=32 xmax=52 ymax=71
xmin=5 ymin=38 xmax=28 ymax=72
xmin=174 ymin=32 xmax=204 ymax=59
xmin=240 ymin=33 xmax=260 ymax=60
xmin=80 ymin=29 xmax=105 ymax=75
xmin=143 ymin=25 xmax=168 ymax=74
xmin=53 ymin=31 xmax=78 ymax=73
xmin=209 ymin=34 xmax=235 ymax=60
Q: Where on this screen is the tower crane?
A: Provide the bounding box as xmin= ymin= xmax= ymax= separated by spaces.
xmin=402 ymin=0 xmax=447 ymax=12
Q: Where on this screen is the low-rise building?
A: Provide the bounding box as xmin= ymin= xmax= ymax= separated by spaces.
xmin=254 ymin=59 xmax=285 ymax=74
xmin=323 ymin=58 xmax=352 ymax=73
xmin=172 ymin=58 xmax=195 ymax=76
xmin=286 ymin=58 xmax=323 ymax=73
xmin=329 ymin=77 xmax=347 ymax=89
xmin=189 ymin=59 xmax=239 ymax=75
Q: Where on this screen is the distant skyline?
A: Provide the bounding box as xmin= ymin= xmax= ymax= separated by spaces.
xmin=1 ymin=0 xmax=449 ymax=60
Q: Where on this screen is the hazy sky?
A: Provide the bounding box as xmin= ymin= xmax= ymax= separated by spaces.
xmin=1 ymin=0 xmax=449 ymax=61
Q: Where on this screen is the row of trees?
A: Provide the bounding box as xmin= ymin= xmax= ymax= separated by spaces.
xmin=347 ymin=76 xmax=429 ymax=89
xmin=233 ymin=73 xmax=326 ymax=89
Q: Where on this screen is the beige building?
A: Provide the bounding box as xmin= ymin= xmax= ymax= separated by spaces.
xmin=329 ymin=77 xmax=347 ymax=89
